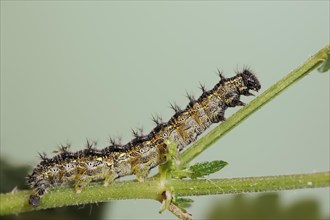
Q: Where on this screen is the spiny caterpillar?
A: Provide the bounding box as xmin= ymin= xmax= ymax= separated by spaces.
xmin=27 ymin=69 xmax=261 ymax=207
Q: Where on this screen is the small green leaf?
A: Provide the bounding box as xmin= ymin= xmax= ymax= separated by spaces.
xmin=318 ymin=49 xmax=330 ymax=72
xmin=189 ymin=160 xmax=228 ymax=179
xmin=173 ymin=197 xmax=194 ymax=208
xmin=172 ymin=160 xmax=228 ymax=179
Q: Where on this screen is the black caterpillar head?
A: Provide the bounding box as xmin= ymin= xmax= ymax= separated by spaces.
xmin=240 ymin=69 xmax=261 ymax=93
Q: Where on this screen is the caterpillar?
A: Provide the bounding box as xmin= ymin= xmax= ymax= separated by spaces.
xmin=27 ymin=69 xmax=261 ymax=207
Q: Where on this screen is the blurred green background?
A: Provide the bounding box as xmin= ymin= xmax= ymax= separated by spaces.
xmin=1 ymin=1 xmax=329 ymax=219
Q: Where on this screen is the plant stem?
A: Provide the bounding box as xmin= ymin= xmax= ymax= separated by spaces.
xmin=170 ymin=171 xmax=330 ymax=196
xmin=1 ymin=171 xmax=329 ymax=216
xmin=0 ymin=178 xmax=164 ymax=216
xmin=179 ymin=44 xmax=330 ymax=166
